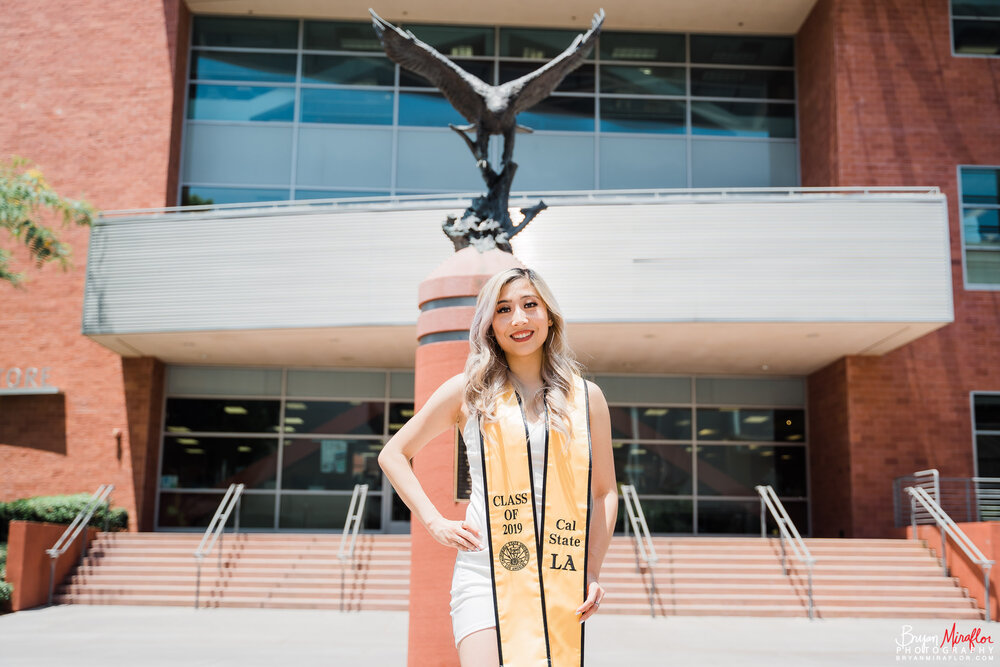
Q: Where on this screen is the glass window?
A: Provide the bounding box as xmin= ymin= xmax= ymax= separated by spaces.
xmin=697 ymin=499 xmax=807 ymax=535
xmin=609 ymin=406 xmax=692 ymax=440
xmin=388 ymin=403 xmax=414 ymax=434
xmin=691 ymin=68 xmax=795 ymax=100
xmin=599 ymin=31 xmax=685 ymax=62
xmin=390 ymin=372 xmax=415 ymax=399
xmin=499 ymin=63 xmax=594 ymax=92
xmin=161 ymin=436 xmax=278 ymax=489
xmin=975 ymin=394 xmax=1000 ymax=477
xmin=166 ymin=367 xmax=282 ymax=396
xmin=975 ymin=394 xmax=1000 ymax=430
xmin=304 ymin=20 xmax=384 ymax=52
xmin=193 ymin=17 xmax=298 ymax=49
xmin=600 ymin=98 xmax=685 ymax=134
xmin=403 ymin=24 xmax=494 ymax=57
xmin=691 ymin=101 xmax=795 ymax=138
xmin=954 ymin=20 xmax=1000 ymax=55
xmin=978 ymin=435 xmax=1000 ymax=477
xmin=614 ymin=442 xmax=692 ymax=495
xmin=302 ymin=55 xmax=395 ymax=86
xmin=625 ymin=499 xmax=693 ymax=533
xmin=279 ymin=493 xmax=381 ymax=530
xmin=696 ymin=377 xmax=805 ymax=406
xmin=594 ymin=375 xmax=691 ymax=404
xmin=165 ymin=398 xmax=281 ymax=434
xmin=182 ymin=124 xmax=293 ymax=187
xmin=181 ymin=186 xmax=290 ymax=206
xmin=691 ymin=139 xmax=798 ymax=188
xmin=280 ymin=438 xmax=383 ymax=490
xmin=517 ymin=97 xmax=594 ymax=132
xmin=696 ymin=408 xmax=805 ymax=442
xmin=296 ymin=127 xmax=393 ymax=190
xmin=187 ymin=84 xmax=295 ymax=122
xmin=690 ymin=35 xmax=794 ymax=66
xmin=191 ymin=51 xmax=297 ymax=83
xmin=599 ymin=136 xmax=687 ymax=189
xmin=158 ymin=491 xmax=276 ymax=528
xmin=499 ymin=28 xmax=581 ymax=59
xmin=398 ymin=91 xmax=466 ymax=126
xmin=401 ymin=59 xmax=494 ymax=87
xmin=961 ymin=167 xmax=1000 ymax=286
xmin=696 ymin=444 xmax=806 ymax=497
xmin=600 ymin=65 xmax=685 ymax=96
xmin=294 ymin=189 xmax=388 ymax=200
xmin=283 ymin=400 xmax=385 ymax=436
xmin=300 ymin=88 xmax=394 ymax=125
xmin=287 ymin=369 xmax=387 ymax=398
xmin=954 ymin=0 xmax=1000 ymax=17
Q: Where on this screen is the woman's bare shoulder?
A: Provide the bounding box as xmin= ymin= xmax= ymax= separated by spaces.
xmin=429 ymin=373 xmax=470 ymax=427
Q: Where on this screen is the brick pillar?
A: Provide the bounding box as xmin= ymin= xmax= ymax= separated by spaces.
xmin=122 ymin=357 xmax=165 ymax=531
xmin=407 ymin=247 xmax=522 ymax=667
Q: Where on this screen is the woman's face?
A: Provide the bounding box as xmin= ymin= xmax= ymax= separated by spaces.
xmin=491 ymin=278 xmax=551 ymax=361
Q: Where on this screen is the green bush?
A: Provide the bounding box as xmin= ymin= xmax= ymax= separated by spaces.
xmin=0 ymin=493 xmax=128 ymax=542
xmin=1 ymin=542 xmax=10 ymax=610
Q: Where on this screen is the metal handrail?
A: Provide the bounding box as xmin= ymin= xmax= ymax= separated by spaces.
xmin=620 ymin=484 xmax=658 ymax=617
xmin=45 ymin=484 xmax=114 ymax=605
xmin=193 ymin=483 xmax=244 ymax=609
xmin=338 ymin=484 xmax=369 ymax=565
xmin=906 ymin=485 xmax=995 ymax=622
xmin=756 ymin=484 xmax=816 ymax=620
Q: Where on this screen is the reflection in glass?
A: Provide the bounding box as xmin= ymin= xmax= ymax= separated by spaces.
xmin=698 ymin=499 xmax=807 ymax=535
xmin=614 ymin=442 xmax=692 ymax=495
xmin=691 ymin=68 xmax=794 ymax=99
xmin=517 ymin=97 xmax=594 ymax=132
xmin=600 ymin=65 xmax=684 ymax=96
xmin=402 ymin=60 xmax=493 ymax=87
xmin=962 ymin=168 xmax=1000 ymax=205
xmin=182 ymin=186 xmax=290 ymax=206
xmin=304 ymin=20 xmax=384 ymax=52
xmin=500 ymin=28 xmax=581 ymax=59
xmin=303 ymin=55 xmax=395 ymax=86
xmin=193 ymin=17 xmax=298 ymax=49
xmin=616 ymin=498 xmax=693 ymax=533
xmin=279 ymin=493 xmax=382 ymax=529
xmin=695 ymin=408 xmax=805 ymax=442
xmin=300 ymin=89 xmax=393 ymax=124
xmin=191 ymin=51 xmax=297 ymax=83
xmin=161 ymin=436 xmax=278 ymax=489
xmin=599 ymin=32 xmax=685 ymax=62
xmin=600 ymin=98 xmax=685 ymax=133
xmin=975 ymin=395 xmax=1000 ymax=431
xmin=284 ymin=401 xmax=385 ymax=436
xmin=404 ymin=25 xmax=494 ymax=57
xmin=165 ymin=398 xmax=280 ymax=433
xmin=690 ymin=35 xmax=794 ymax=66
xmin=398 ymin=91 xmax=466 ymax=126
xmin=158 ymin=492 xmax=275 ymax=528
xmin=954 ymin=19 xmax=1000 ymax=55
xmin=963 ymin=208 xmax=1000 ymax=246
xmin=609 ymin=406 xmax=692 ymax=439
xmin=389 ymin=403 xmax=415 ymax=435
xmin=188 ymin=85 xmax=294 ymax=122
xmin=696 ymin=444 xmax=806 ymax=496
xmin=691 ymin=101 xmax=796 ymax=138
xmin=500 ymin=63 xmax=593 ymax=92
xmin=281 ymin=438 xmax=383 ymax=490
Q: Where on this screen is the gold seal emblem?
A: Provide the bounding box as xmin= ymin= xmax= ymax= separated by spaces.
xmin=498 ymin=540 xmax=531 ymax=571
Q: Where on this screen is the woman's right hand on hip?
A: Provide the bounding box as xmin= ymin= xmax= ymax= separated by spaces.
xmin=428 ymin=516 xmax=484 ymax=552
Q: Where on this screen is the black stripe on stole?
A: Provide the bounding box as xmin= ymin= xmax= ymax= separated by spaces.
xmin=478 ymin=420 xmax=504 ymax=667
xmin=514 ymin=391 xmax=552 ymax=662
xmin=580 ymin=380 xmax=593 ymax=667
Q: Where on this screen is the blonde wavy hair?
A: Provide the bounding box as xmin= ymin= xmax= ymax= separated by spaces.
xmin=463 ymin=267 xmax=582 ymax=439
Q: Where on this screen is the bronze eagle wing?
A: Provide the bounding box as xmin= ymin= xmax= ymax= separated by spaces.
xmin=501 ymin=9 xmax=605 ymax=115
xmin=369 ymin=9 xmax=492 ymax=124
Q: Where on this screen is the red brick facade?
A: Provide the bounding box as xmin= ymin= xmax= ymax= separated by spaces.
xmin=800 ymin=0 xmax=1000 ymax=536
xmin=0 ymin=0 xmax=188 ymax=529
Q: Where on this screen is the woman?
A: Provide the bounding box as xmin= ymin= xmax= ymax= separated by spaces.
xmin=378 ymin=267 xmax=617 ymax=667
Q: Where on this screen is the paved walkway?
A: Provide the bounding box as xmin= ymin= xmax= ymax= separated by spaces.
xmin=1 ymin=605 xmax=997 ymax=666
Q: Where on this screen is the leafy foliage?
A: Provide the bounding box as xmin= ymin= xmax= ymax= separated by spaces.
xmin=0 ymin=543 xmax=10 ymax=608
xmin=0 ymin=156 xmax=96 ymax=286
xmin=0 ymin=494 xmax=128 ymax=542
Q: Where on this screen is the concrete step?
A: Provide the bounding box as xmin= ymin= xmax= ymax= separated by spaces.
xmin=53 ymin=593 xmax=409 ymax=611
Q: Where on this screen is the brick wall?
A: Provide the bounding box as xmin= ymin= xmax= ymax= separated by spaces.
xmin=0 ymin=0 xmax=188 ymax=528
xmin=799 ymin=0 xmax=1000 ymax=537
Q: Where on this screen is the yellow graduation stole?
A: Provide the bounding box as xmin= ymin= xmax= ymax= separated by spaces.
xmin=479 ymin=374 xmax=592 ymax=667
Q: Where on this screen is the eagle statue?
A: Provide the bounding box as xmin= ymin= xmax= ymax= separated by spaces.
xmin=370 ymin=9 xmax=605 ymax=252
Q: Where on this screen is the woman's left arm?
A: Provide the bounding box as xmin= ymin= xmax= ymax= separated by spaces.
xmin=576 ymin=380 xmax=617 ymax=622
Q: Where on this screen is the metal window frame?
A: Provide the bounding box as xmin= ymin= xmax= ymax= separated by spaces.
xmin=950 ymin=0 xmax=1000 ymax=59
xmin=957 ymin=164 xmax=1000 ymax=291
xmin=972 ymin=391 xmax=1000 ymax=479
xmin=178 ymin=15 xmax=801 ymax=201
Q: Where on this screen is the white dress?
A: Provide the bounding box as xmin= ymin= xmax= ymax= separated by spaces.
xmin=450 ymin=413 xmax=546 ymax=647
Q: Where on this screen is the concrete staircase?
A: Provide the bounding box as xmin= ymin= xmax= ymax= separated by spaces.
xmin=599 ymin=537 xmax=984 ymax=619
xmin=56 ymin=532 xmax=410 ymax=610
xmin=55 ymin=533 xmax=982 ymax=619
